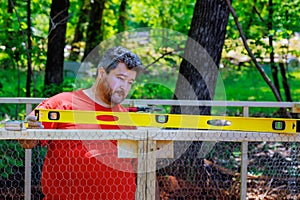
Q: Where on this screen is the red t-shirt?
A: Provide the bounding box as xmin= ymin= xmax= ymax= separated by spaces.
xmin=36 ymin=90 xmax=136 ymax=200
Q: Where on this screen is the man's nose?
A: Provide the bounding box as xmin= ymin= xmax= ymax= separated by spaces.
xmin=121 ymin=81 xmax=131 ymax=90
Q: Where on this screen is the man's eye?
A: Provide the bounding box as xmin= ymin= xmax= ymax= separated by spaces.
xmin=117 ymin=76 xmax=125 ymax=80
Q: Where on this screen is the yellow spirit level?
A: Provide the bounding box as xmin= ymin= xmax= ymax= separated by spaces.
xmin=35 ymin=109 xmax=300 ymax=134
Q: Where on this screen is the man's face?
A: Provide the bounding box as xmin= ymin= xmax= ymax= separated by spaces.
xmin=97 ymin=62 xmax=137 ymax=106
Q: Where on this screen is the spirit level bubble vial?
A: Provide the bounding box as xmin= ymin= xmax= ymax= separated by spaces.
xmin=272 ymin=121 xmax=285 ymax=131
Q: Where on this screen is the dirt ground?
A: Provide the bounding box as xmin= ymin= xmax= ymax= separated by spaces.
xmin=158 ymin=158 xmax=300 ymax=200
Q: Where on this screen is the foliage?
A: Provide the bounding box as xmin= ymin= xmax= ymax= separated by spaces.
xmin=218 ymin=63 xmax=300 ymax=115
xmin=129 ymin=72 xmax=176 ymax=112
xmin=225 ymin=0 xmax=300 ymax=64
xmin=127 ymin=0 xmax=195 ymax=34
xmin=131 ymin=81 xmax=174 ymax=100
xmin=220 ymin=64 xmax=300 ymax=101
xmin=0 ymin=68 xmax=74 ymax=120
xmin=222 ymin=0 xmax=300 ymax=101
xmin=0 ymin=141 xmax=47 ymax=180
xmin=0 ymin=0 xmax=298 ymax=123
xmin=41 ymin=78 xmax=75 ymax=97
xmin=0 ymin=0 xmax=50 ymax=70
xmin=226 ymin=0 xmax=300 ymax=39
xmin=1 ymin=0 xmax=299 ymax=100
xmin=0 ymin=141 xmax=23 ymax=179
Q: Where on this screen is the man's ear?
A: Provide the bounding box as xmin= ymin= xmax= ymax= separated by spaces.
xmin=97 ymin=67 xmax=106 ymax=78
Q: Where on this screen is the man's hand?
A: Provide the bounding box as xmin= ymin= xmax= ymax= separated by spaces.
xmin=26 ymin=115 xmax=44 ymax=129
xmin=18 ymin=115 xmax=43 ymax=149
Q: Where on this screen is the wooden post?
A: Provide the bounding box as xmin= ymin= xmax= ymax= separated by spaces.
xmin=240 ymin=106 xmax=249 ymax=200
xmin=136 ymin=136 xmax=157 ymax=199
xmin=24 ymin=103 xmax=32 ymax=200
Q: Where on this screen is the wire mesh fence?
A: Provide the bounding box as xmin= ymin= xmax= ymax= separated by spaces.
xmin=1 ymin=129 xmax=300 ymax=200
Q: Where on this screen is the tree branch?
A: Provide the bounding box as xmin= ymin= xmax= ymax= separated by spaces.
xmin=48 ymin=8 xmax=70 ymax=37
xmin=224 ymin=0 xmax=282 ymax=102
xmin=253 ymin=6 xmax=266 ymax=24
xmin=144 ymin=51 xmax=174 ymax=70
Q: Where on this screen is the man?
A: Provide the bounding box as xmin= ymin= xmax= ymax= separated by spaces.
xmin=20 ymin=46 xmax=144 ymax=199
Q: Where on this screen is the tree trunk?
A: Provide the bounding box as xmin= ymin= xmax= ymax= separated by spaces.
xmin=69 ymin=0 xmax=88 ymax=61
xmin=82 ymin=0 xmax=105 ymax=61
xmin=279 ymin=2 xmax=293 ymax=102
xmin=44 ymin=0 xmax=69 ymax=96
xmin=268 ymin=0 xmax=281 ymax=99
xmin=172 ymin=0 xmax=231 ymax=115
xmin=8 ymin=0 xmax=14 ymax=13
xmin=117 ymin=0 xmax=127 ymax=33
xmin=279 ymin=62 xmax=292 ymax=101
xmin=160 ymin=0 xmax=231 ymax=183
xmin=26 ymin=0 xmax=33 ymax=97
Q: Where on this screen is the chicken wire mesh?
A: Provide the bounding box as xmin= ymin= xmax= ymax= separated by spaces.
xmin=0 ymin=141 xmax=45 ymax=200
xmin=156 ymin=141 xmax=300 ymax=200
xmin=0 ymin=130 xmax=300 ymax=200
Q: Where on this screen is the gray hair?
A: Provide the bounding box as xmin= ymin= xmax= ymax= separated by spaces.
xmin=98 ymin=46 xmax=144 ymax=75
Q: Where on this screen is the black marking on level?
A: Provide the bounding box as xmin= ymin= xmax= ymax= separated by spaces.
xmin=35 ymin=110 xmax=40 ymax=121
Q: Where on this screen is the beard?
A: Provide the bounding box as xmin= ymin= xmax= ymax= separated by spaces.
xmin=97 ymin=77 xmax=126 ymax=106
xmin=110 ymin=89 xmax=126 ymax=104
